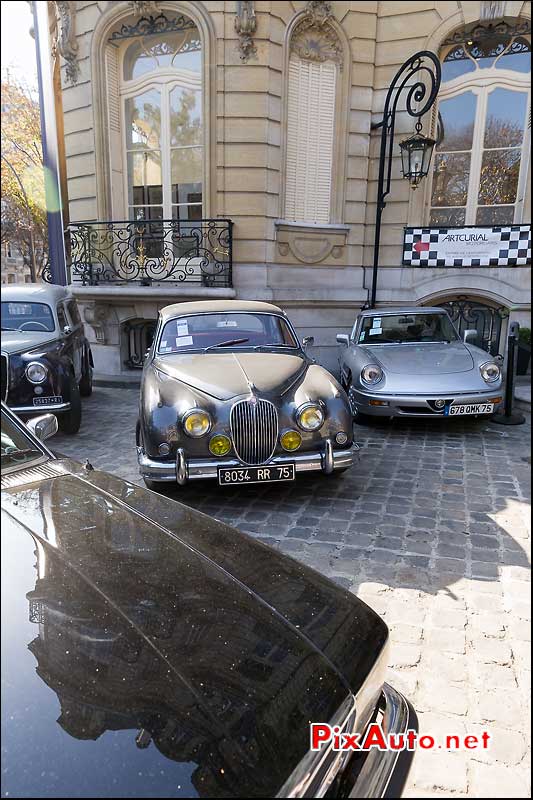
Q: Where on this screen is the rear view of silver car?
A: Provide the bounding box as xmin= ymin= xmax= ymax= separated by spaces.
xmin=337 ymin=307 xmax=503 ymax=421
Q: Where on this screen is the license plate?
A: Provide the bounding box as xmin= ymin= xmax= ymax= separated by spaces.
xmin=33 ymin=396 xmax=63 ymax=406
xmin=218 ymin=464 xmax=295 ymax=486
xmin=446 ymin=403 xmax=494 ymax=416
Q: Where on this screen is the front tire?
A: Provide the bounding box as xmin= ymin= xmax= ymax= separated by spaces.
xmin=58 ymin=373 xmax=82 ymax=434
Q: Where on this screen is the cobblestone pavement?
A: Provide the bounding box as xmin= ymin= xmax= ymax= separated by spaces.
xmin=54 ymin=387 xmax=531 ymax=798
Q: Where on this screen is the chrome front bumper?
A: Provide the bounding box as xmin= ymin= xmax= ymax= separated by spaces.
xmin=138 ymin=439 xmax=358 ymax=484
xmin=11 ymin=402 xmax=71 ymax=415
xmin=352 ymin=387 xmax=503 ymax=418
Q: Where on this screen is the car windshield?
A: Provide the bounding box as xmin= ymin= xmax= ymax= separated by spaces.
xmin=1 ymin=409 xmax=46 ymax=471
xmin=1 ymin=302 xmax=55 ymax=332
xmin=358 ymin=313 xmax=458 ymax=345
xmin=157 ymin=312 xmax=299 ymax=354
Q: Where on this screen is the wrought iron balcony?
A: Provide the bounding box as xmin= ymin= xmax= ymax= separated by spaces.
xmin=64 ymin=218 xmax=233 ymax=287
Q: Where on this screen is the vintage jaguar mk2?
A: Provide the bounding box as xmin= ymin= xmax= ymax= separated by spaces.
xmin=1 ymin=284 xmax=93 ymax=434
xmin=2 ymin=401 xmax=415 ymax=797
xmin=137 ymin=300 xmax=356 ymax=488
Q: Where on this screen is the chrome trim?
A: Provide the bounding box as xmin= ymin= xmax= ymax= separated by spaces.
xmin=349 ymin=683 xmax=412 ymax=799
xmin=176 ymin=447 xmax=188 ymax=485
xmin=322 ymin=438 xmax=334 ymax=474
xmin=1 ymin=351 xmax=8 ymax=402
xmin=182 ymin=408 xmax=212 ymax=438
xmin=230 ymin=397 xmax=278 ymax=465
xmin=138 ymin=443 xmax=358 ymax=483
xmin=296 ymin=402 xmax=325 ymax=432
xmin=10 ymin=402 xmax=71 ymax=413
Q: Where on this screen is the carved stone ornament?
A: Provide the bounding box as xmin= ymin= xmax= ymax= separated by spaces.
xmin=129 ymin=1 xmax=160 ymax=16
xmin=53 ymin=1 xmax=79 ymax=85
xmin=234 ymin=1 xmax=257 ymax=62
xmin=480 ymin=1 xmax=506 ymax=21
xmin=83 ymin=303 xmax=111 ymax=344
xmin=290 ymin=3 xmax=342 ymax=67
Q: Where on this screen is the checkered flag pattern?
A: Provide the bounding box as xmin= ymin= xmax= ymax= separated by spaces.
xmin=403 ymin=225 xmax=531 ymax=267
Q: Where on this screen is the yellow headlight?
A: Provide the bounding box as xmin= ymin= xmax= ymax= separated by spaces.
xmin=183 ymin=409 xmax=211 ymax=438
xmin=297 ymin=404 xmax=324 ymax=431
xmin=209 ymin=434 xmax=232 ymax=456
xmin=280 ymin=430 xmax=302 ymax=452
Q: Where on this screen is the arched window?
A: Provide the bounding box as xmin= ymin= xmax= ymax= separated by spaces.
xmin=106 ymin=14 xmax=203 ymax=223
xmin=429 ymin=20 xmax=531 ymax=227
xmin=284 ymin=14 xmax=344 ymax=224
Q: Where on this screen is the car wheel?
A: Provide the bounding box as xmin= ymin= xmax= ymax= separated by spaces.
xmin=353 ymin=409 xmax=374 ymax=426
xmin=58 ymin=373 xmax=82 ymax=434
xmin=79 ymin=351 xmax=93 ymax=397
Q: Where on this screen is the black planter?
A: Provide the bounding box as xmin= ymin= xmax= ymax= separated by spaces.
xmin=517 ymin=344 xmax=531 ymax=375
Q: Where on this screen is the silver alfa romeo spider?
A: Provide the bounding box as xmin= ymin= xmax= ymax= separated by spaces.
xmin=337 ymin=306 xmax=504 ymax=421
xmin=137 ymin=300 xmax=356 ymax=488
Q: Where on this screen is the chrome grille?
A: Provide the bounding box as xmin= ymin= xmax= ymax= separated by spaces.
xmin=230 ymin=398 xmax=278 ymax=465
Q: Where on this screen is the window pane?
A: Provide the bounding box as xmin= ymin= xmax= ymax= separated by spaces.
xmin=441 ymin=47 xmax=476 ymax=82
xmin=476 ymin=206 xmax=515 ymax=226
xmin=129 ymin=206 xmax=163 ymax=222
xmin=125 ymin=90 xmax=161 ymax=149
xmin=171 ymin=147 xmax=202 ymax=186
xmin=478 ymin=149 xmax=521 ymax=205
xmin=123 ymin=27 xmax=201 ymax=81
xmin=484 ymin=88 xmax=527 ymax=148
xmin=429 ymin=208 xmax=466 ymax=226
xmin=495 ymin=39 xmax=531 ymax=73
xmin=431 ymin=153 xmax=471 ymax=206
xmin=127 ymin=151 xmax=162 ymax=206
xmin=437 ymin=92 xmax=477 ymax=151
xmin=170 ymin=87 xmax=202 ymax=146
xmin=172 ymin=202 xmax=203 ymax=222
xmin=123 ymin=40 xmax=157 ymax=81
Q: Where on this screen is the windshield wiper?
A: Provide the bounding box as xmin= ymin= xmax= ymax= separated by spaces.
xmin=205 ymin=338 xmax=250 ymax=351
xmin=2 ymin=447 xmax=42 ymax=460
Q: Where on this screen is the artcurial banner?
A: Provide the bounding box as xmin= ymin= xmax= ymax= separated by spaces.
xmin=403 ymin=225 xmax=531 ymax=268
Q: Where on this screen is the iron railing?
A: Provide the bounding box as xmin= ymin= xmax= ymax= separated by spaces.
xmin=63 ymin=218 xmax=233 ymax=287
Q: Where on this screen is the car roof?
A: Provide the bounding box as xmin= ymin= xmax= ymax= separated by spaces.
xmin=359 ymin=306 xmax=447 ymax=317
xmin=160 ymin=300 xmax=286 ymax=321
xmin=1 ymin=283 xmax=71 ymax=304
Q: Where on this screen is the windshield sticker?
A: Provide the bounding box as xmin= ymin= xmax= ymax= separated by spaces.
xmin=359 ymin=333 xmax=365 ymax=342
xmin=176 ymin=322 xmax=189 ymax=337
xmin=369 ymin=328 xmax=383 ymax=336
xmin=175 ymin=336 xmax=194 ymax=347
xmin=161 ymin=340 xmax=168 ymax=347
xmin=372 ymin=317 xmax=382 ymax=328
xmin=160 ymin=346 xmax=172 ymax=353
xmin=217 ymin=320 xmax=238 ymax=327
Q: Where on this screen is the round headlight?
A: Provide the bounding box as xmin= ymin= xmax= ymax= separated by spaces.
xmin=209 ymin=434 xmax=232 ymax=456
xmin=183 ymin=409 xmax=212 ymax=438
xmin=361 ymin=365 xmax=383 ymax=385
xmin=480 ymin=362 xmax=501 ymax=383
xmin=297 ymin=403 xmax=324 ymax=432
xmin=25 ymin=362 xmax=48 ymax=384
xmin=280 ymin=430 xmax=302 ymax=452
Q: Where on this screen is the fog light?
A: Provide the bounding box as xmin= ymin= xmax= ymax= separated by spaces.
xmin=34 ymin=386 xmax=44 ymax=395
xmin=335 ymin=431 xmax=348 ymax=445
xmin=369 ymin=399 xmax=389 ymax=407
xmin=280 ymin=430 xmax=302 ymax=452
xmin=209 ymin=434 xmax=232 ymax=457
xmin=434 ymin=399 xmax=446 ymax=410
xmin=158 ymin=443 xmax=170 ymax=456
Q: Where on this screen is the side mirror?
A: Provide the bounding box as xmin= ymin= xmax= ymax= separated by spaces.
xmin=463 ymin=329 xmax=478 ymax=345
xmin=336 ymin=334 xmax=350 ymax=347
xmin=27 ymin=414 xmax=58 ymax=442
xmin=302 ymin=336 xmax=314 ymax=350
xmin=63 ymin=325 xmax=72 ymax=335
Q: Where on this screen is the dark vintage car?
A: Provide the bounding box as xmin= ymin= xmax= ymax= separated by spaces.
xmin=137 ymin=300 xmax=356 ymax=490
xmin=1 ymin=402 xmax=416 ymax=798
xmin=1 ymin=284 xmax=93 ymax=434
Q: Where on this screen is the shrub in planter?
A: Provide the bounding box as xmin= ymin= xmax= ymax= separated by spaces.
xmin=517 ymin=327 xmax=531 ymax=375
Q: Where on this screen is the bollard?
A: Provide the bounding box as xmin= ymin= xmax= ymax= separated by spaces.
xmin=492 ymin=321 xmax=526 ymax=426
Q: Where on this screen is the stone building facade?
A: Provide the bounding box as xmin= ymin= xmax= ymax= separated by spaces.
xmin=46 ymin=0 xmax=531 ymax=375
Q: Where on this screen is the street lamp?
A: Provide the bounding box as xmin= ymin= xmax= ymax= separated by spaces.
xmin=368 ymin=51 xmax=441 ymax=308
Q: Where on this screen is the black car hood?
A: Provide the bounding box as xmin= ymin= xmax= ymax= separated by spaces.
xmin=1 ymin=460 xmax=386 ymax=798
xmin=1 ymin=330 xmax=59 ymax=355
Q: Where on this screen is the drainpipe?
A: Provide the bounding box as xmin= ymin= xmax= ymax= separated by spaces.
xmin=32 ymin=0 xmax=68 ymax=285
